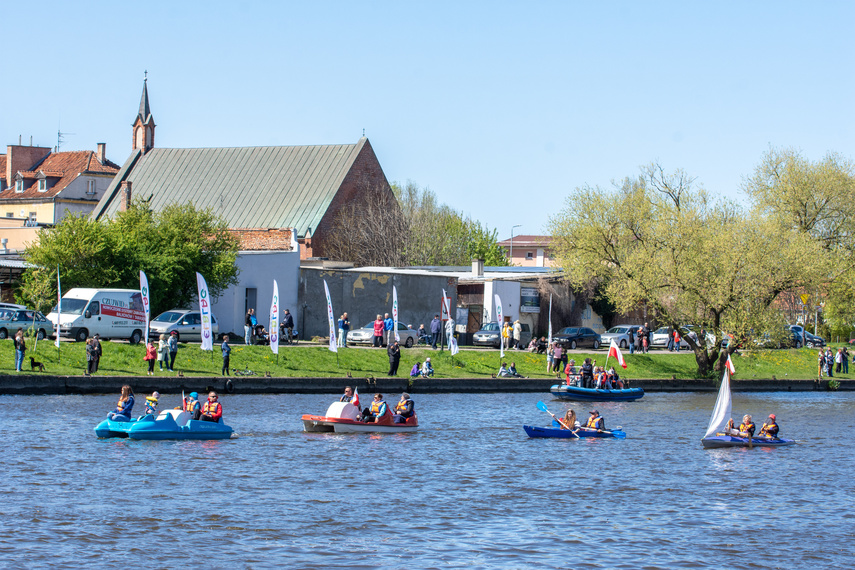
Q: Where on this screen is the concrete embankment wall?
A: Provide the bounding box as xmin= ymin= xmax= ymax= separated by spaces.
xmin=0 ymin=376 xmax=852 ymax=395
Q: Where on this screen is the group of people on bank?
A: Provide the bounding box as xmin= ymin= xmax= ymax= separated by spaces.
xmin=339 ymin=386 xmax=416 ymax=424
xmin=106 ymin=384 xmax=224 ymax=423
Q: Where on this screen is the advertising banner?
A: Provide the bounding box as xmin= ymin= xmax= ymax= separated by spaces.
xmin=196 ymin=272 xmax=213 ymax=351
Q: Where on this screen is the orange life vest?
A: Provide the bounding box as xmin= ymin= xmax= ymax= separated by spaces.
xmin=586 ymin=415 xmax=603 ymax=429
xmin=184 ymin=399 xmax=199 ymax=412
xmin=203 ymin=401 xmax=221 ymax=415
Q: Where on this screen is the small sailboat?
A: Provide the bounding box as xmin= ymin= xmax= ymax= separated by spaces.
xmin=700 ymin=368 xmax=795 ymax=449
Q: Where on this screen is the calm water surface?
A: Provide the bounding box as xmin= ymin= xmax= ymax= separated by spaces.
xmin=1 ymin=391 xmax=853 ymax=569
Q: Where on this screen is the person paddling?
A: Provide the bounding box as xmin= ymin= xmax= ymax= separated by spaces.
xmin=758 ymin=414 xmax=779 ymax=438
xmin=586 ymin=409 xmax=605 ymax=431
xmin=559 ymin=409 xmax=579 ymax=431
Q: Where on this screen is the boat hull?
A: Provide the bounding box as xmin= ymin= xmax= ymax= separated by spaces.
xmin=701 ymin=435 xmax=795 ymax=449
xmin=94 ymin=416 xmax=140 ymax=438
xmin=523 ymin=425 xmax=626 ymax=439
xmin=126 ymin=410 xmax=233 ymax=440
xmin=550 ymin=384 xmax=645 ymax=402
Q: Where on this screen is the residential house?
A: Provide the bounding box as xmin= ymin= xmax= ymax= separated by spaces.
xmin=497 ymin=235 xmax=557 ymax=267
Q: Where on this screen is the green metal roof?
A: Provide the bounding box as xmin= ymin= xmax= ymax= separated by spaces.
xmin=93 ymin=138 xmax=369 ymax=237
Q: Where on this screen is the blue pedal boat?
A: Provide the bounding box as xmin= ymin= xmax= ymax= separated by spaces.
xmin=524 ymin=425 xmax=627 ymax=439
xmin=127 ymin=410 xmax=233 ymax=440
xmin=550 ymin=384 xmax=644 ymax=402
xmin=94 ymin=415 xmax=141 ymax=438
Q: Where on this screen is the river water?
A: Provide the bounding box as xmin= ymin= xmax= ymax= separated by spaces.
xmin=1 ymin=391 xmax=853 ymax=569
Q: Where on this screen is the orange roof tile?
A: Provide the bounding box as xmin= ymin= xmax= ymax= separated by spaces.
xmin=0 ymin=150 xmax=119 ymax=200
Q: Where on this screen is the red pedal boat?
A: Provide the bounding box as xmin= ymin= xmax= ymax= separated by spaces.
xmin=302 ymin=401 xmax=419 ymax=433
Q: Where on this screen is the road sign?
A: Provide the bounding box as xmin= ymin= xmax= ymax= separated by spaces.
xmin=800 ymin=294 xmax=810 ymax=305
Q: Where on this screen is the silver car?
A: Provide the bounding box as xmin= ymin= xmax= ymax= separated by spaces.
xmin=0 ymin=309 xmax=54 ymax=340
xmin=149 ymin=309 xmax=219 ymax=342
xmin=600 ymin=324 xmax=639 ymax=349
xmin=346 ymin=322 xmax=418 ymax=347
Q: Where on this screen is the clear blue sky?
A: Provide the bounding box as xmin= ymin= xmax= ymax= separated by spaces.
xmin=4 ymin=1 xmax=853 ymax=239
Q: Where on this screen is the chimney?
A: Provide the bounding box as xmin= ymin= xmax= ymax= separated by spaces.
xmin=472 ymin=258 xmax=484 ymax=277
xmin=120 ymin=181 xmax=132 ymax=211
xmin=6 ymin=144 xmax=51 ymax=186
xmin=97 ymin=143 xmax=106 ymax=164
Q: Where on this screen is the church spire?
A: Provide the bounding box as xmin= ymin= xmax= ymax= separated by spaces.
xmin=132 ymin=72 xmax=156 ymax=154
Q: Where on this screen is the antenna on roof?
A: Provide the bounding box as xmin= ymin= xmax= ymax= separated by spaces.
xmin=57 ymin=120 xmax=75 ymax=152
xmin=362 ymin=128 xmax=365 ymax=137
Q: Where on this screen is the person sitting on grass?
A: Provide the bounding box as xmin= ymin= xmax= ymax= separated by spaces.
xmin=420 ymin=358 xmax=434 ymax=378
xmin=410 ymin=362 xmax=421 ymax=378
xmin=508 ymin=362 xmax=525 ymax=378
xmin=498 ymin=362 xmax=511 ymax=377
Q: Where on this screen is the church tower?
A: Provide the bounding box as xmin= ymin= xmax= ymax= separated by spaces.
xmin=132 ymin=75 xmax=155 ymax=154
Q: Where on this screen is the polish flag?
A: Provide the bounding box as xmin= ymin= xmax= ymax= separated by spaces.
xmin=726 ymin=354 xmax=736 ymax=375
xmin=609 ymin=340 xmax=627 ymax=369
xmin=352 ymin=387 xmax=360 ymax=409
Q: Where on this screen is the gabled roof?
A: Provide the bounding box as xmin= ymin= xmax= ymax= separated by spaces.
xmin=497 ymin=235 xmax=554 ymax=248
xmin=93 ymin=137 xmax=373 ymax=237
xmin=0 ymin=151 xmax=119 ymax=199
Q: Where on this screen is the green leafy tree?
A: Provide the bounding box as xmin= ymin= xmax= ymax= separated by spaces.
xmin=549 ymin=163 xmax=825 ymax=376
xmin=19 ymin=201 xmax=240 ymax=315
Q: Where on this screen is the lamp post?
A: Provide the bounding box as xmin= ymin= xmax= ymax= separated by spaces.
xmin=509 ymin=225 xmax=522 ymax=264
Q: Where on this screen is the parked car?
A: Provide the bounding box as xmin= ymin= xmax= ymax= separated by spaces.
xmin=472 ymin=322 xmax=531 ymax=348
xmin=0 ymin=309 xmax=54 ymax=340
xmin=149 ymin=309 xmax=219 ymax=342
xmin=804 ymin=331 xmax=825 ymax=348
xmin=346 ymin=322 xmax=418 ymax=347
xmin=651 ymin=325 xmax=716 ymax=349
xmin=600 ymin=325 xmax=639 ymax=349
xmin=553 ymin=327 xmax=601 ymax=350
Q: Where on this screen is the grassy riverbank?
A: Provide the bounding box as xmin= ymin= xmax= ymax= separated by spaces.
xmin=3 ymin=339 xmax=850 ymax=380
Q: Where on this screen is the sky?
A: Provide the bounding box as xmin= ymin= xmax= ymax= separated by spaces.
xmin=3 ymin=1 xmax=853 ymax=240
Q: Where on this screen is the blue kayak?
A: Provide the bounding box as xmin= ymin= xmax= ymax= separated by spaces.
xmin=127 ymin=409 xmax=233 ymax=440
xmin=524 ymin=425 xmax=627 ymax=439
xmin=701 ymin=435 xmax=795 ymax=449
xmin=94 ymin=415 xmax=142 ymax=438
xmin=550 ymin=384 xmax=644 ymax=402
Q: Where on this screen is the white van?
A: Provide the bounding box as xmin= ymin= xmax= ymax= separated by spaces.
xmin=47 ymin=288 xmax=146 ymax=343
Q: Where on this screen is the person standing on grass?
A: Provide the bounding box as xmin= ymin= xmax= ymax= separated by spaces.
xmin=221 ymin=335 xmax=231 ymax=376
xmin=373 ymin=315 xmax=385 ymax=348
xmin=383 ymin=313 xmax=394 ymax=347
xmin=157 ymin=334 xmax=169 ymax=371
xmin=92 ymin=334 xmax=102 ymax=372
xmin=387 ymin=340 xmax=401 ymax=376
xmin=144 ymin=339 xmax=157 ymax=375
xmin=168 ymin=331 xmax=178 ymax=371
xmin=14 ymin=329 xmax=26 ymax=372
xmin=244 ymin=309 xmax=253 ymax=345
xmin=86 ymin=338 xmax=97 ymax=375
xmin=337 ymin=312 xmax=350 ymax=348
xmin=430 ymin=315 xmax=442 ymax=349
xmin=843 ymin=347 xmax=850 ymax=374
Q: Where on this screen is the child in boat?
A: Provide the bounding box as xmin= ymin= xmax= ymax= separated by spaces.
xmin=108 ymin=385 xmax=135 ymax=420
xmin=145 ymin=391 xmax=160 ymax=415
xmin=182 ymin=392 xmax=202 ymax=420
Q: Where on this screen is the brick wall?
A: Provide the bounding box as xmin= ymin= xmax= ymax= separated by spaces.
xmin=6 ymin=145 xmax=51 ymax=184
xmin=228 ymin=228 xmax=294 ymax=251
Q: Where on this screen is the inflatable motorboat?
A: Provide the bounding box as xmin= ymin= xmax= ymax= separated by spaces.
xmin=125 ymin=409 xmax=233 ymax=440
xmin=700 ymin=434 xmax=795 ymax=448
xmin=302 ymin=401 xmax=418 ymax=434
xmin=550 ymin=383 xmax=644 ymax=402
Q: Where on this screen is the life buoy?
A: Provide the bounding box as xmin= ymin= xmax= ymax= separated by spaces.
xmin=225 ymin=379 xmax=235 ymax=394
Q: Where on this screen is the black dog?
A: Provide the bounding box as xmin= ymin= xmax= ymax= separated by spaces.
xmin=29 ymin=356 xmax=45 ymax=372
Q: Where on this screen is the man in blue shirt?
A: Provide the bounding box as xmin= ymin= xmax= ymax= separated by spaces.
xmin=383 ymin=312 xmax=394 ymax=347
xmin=221 ymin=336 xmax=231 ymax=376
xmin=430 ymin=315 xmax=442 ymax=349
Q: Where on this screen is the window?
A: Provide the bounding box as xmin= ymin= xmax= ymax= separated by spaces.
xmin=525 ymin=251 xmax=533 ymax=259
xmin=29 ymin=212 xmax=37 ymax=222
xmin=5 ymin=213 xmax=12 ymax=218
xmin=38 ymin=179 xmax=46 ymax=192
xmin=86 ymin=302 xmax=100 ymax=316
xmin=86 ymin=180 xmax=96 ymax=194
xmin=15 ymin=179 xmax=23 ymax=193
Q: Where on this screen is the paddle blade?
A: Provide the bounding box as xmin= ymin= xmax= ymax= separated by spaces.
xmin=613 ymin=431 xmax=627 ymax=439
xmin=536 ymin=401 xmax=549 ymax=412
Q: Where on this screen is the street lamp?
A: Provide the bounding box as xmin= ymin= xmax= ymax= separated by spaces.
xmin=509 ymin=224 xmax=522 ymax=264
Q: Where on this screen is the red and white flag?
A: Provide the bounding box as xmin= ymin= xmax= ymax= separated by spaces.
xmin=726 ymin=354 xmax=736 ymax=375
xmin=352 ymin=387 xmax=360 ymax=409
xmin=609 ymin=339 xmax=627 ymax=369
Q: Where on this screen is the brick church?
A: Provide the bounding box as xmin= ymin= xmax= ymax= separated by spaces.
xmin=93 ymin=79 xmax=395 ymax=259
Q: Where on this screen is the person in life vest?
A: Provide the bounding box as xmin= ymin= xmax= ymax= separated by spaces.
xmin=758 ymin=414 xmax=779 ymax=438
xmin=200 ymin=391 xmax=223 ymax=423
xmin=108 ymin=385 xmax=135 ymax=420
xmin=559 ymin=409 xmax=579 ymax=430
xmin=392 ymin=392 xmax=415 ymax=423
xmin=182 ymin=392 xmax=201 ymax=420
xmin=145 ymin=391 xmax=160 ymax=415
xmin=586 ymin=410 xmax=605 ymax=431
xmin=725 ymin=415 xmax=755 ymax=438
xmin=564 ymin=359 xmax=578 ymax=386
xmin=340 ymin=386 xmax=354 ymax=403
xmin=360 ymin=393 xmax=390 ymax=423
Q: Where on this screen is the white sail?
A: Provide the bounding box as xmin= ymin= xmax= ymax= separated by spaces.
xmin=704 ymin=368 xmax=732 ymax=439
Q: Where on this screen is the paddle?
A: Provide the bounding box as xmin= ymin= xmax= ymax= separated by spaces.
xmin=536 ymin=401 xmax=579 ymax=438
